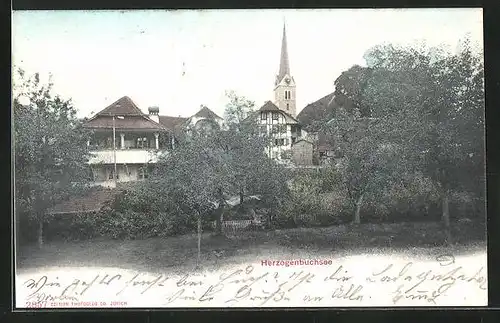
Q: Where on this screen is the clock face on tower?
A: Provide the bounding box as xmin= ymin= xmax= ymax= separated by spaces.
xmin=285 ymin=78 xmax=290 ymax=84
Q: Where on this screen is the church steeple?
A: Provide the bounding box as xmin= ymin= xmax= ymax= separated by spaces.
xmin=277 ymin=23 xmax=290 ymax=84
xmin=274 ymin=21 xmax=297 ymax=117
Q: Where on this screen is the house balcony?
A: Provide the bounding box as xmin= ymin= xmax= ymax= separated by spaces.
xmin=88 ymin=148 xmax=165 ymax=165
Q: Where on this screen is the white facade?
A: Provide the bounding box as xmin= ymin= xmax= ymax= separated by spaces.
xmin=88 ymin=149 xmax=163 ymax=165
xmin=90 ymin=164 xmax=152 ymax=188
xmin=258 ymin=109 xmax=305 ymax=160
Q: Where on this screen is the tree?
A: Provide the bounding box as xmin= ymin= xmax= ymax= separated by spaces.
xmin=322 ymin=110 xmax=401 ymax=224
xmin=223 ymin=90 xmax=256 ymax=131
xmin=360 ymin=39 xmax=484 ymax=243
xmin=326 ymin=38 xmax=484 ymax=240
xmin=13 ymin=68 xmax=92 ymax=247
xmin=150 ymin=92 xmax=289 ymax=266
xmin=153 ymin=130 xmax=229 ymax=266
xmin=333 ymin=65 xmax=372 ymax=117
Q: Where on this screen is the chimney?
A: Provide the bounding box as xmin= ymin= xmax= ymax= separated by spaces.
xmin=148 ymin=106 xmax=160 ymax=124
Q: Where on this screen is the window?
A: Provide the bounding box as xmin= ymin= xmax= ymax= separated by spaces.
xmin=274 ymin=138 xmax=285 ymax=146
xmin=272 ymin=112 xmax=279 ymax=120
xmin=271 ymin=125 xmax=279 ymax=134
xmin=280 ymin=124 xmax=287 ymax=134
xmin=137 ymin=137 xmax=148 ymax=149
xmin=286 ymin=103 xmax=289 ymax=110
xmin=108 ymin=169 xmax=119 ymax=180
xmin=292 ymin=137 xmax=296 ymax=144
xmin=261 ymin=112 xmax=267 ymax=120
xmin=284 ymin=91 xmax=288 ymax=100
xmin=288 ymin=91 xmax=292 ymax=100
xmin=139 ymin=167 xmax=149 ymax=179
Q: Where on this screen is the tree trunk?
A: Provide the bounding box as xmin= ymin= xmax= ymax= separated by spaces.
xmin=214 ymin=191 xmax=225 ymax=236
xmin=37 ymin=218 xmax=44 ymax=249
xmin=215 ymin=208 xmax=223 ymax=236
xmin=353 ymin=193 xmax=364 ymax=224
xmin=196 ymin=216 xmax=202 ymax=267
xmin=442 ymin=188 xmax=452 ymax=245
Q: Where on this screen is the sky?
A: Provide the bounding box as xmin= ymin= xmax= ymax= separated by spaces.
xmin=12 ymin=9 xmax=483 ymax=119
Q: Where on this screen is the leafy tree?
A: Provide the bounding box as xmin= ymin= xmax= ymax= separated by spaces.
xmin=328 ymin=38 xmax=484 ymax=241
xmin=150 ymin=92 xmax=289 ymax=266
xmin=333 ymin=65 xmax=372 ymax=117
xmin=323 ymin=111 xmax=402 ymax=224
xmin=360 ymin=39 xmax=485 ymax=242
xmin=223 ymin=90 xmax=256 ymax=131
xmin=13 ymin=68 xmax=92 ymax=247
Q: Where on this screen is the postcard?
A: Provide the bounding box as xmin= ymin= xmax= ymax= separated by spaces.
xmin=12 ymin=8 xmax=486 ymax=309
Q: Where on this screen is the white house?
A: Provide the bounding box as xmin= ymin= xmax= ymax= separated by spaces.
xmin=258 ymin=100 xmax=305 ymax=160
xmin=83 ymin=96 xmax=222 ymax=187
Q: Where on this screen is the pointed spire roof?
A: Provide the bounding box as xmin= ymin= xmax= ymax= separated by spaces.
xmin=277 ymin=22 xmax=290 ymax=83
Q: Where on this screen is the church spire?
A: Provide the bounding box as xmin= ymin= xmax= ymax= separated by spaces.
xmin=277 ymin=22 xmax=290 ymax=83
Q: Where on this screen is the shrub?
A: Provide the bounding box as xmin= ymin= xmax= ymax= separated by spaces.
xmin=363 ymin=173 xmax=441 ymax=222
xmin=275 ymin=172 xmax=350 ymax=228
xmin=97 ymin=209 xmax=190 ymax=240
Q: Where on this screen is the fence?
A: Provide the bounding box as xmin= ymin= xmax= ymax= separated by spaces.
xmin=210 ymin=219 xmax=262 ymax=233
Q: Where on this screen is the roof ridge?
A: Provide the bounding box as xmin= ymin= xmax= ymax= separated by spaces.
xmin=89 ymin=96 xmax=145 ymax=121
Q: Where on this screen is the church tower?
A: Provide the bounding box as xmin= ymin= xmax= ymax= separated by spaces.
xmin=274 ymin=22 xmax=296 ymax=117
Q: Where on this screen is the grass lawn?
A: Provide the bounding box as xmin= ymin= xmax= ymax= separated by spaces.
xmin=16 ymin=221 xmax=486 ymax=274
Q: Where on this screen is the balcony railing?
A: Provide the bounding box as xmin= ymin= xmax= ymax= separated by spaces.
xmin=88 ymin=149 xmax=164 ymax=164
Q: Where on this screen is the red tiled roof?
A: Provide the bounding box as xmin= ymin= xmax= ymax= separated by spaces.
xmin=83 ymin=115 xmax=167 ymax=131
xmin=194 ymin=106 xmax=222 ymax=120
xmin=47 ymin=188 xmax=122 ymax=215
xmin=297 ymin=92 xmax=336 ymax=126
xmin=259 ymin=101 xmax=280 ymax=111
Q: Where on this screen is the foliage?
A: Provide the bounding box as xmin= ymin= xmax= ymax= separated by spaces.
xmin=275 ymin=171 xmax=348 ymax=228
xmin=324 ymin=37 xmax=485 ymax=228
xmin=223 ymin=90 xmax=257 ymax=132
xmin=13 ymin=68 xmax=92 ymax=246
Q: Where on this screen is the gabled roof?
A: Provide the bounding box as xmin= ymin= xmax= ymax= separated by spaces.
xmin=47 ymin=187 xmax=122 ymax=215
xmin=83 ymin=96 xmax=167 ymax=131
xmin=258 ymin=101 xmax=300 ymax=124
xmin=259 ymin=101 xmax=280 ymax=112
xmin=83 ymin=116 xmax=167 ymax=131
xmin=94 ymin=96 xmax=144 ymax=117
xmin=292 ymin=138 xmax=313 ymax=146
xmin=159 ymin=115 xmax=188 ymax=130
xmin=193 ymin=106 xmax=222 ymax=120
xmin=297 ymin=92 xmax=336 ymax=126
